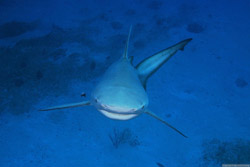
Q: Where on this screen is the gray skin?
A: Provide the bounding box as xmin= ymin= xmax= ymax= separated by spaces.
xmin=40 ymin=27 xmax=192 ymax=138
xmin=91 ymin=57 xmax=148 ymax=120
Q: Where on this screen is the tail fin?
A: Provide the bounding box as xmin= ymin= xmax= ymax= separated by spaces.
xmin=123 ymin=25 xmax=133 ymax=59
xmin=136 ymin=38 xmax=192 ymax=89
xmin=39 ymin=101 xmax=91 ymax=111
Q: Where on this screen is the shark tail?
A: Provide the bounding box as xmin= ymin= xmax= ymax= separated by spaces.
xmin=145 ymin=110 xmax=188 ymax=138
xmin=136 ymin=38 xmax=192 ymax=89
xmin=123 ymin=25 xmax=133 ymax=59
xmin=39 ymin=101 xmax=91 ymax=111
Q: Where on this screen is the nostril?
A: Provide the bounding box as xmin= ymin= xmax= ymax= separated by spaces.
xmin=95 ymin=98 xmax=98 ymax=103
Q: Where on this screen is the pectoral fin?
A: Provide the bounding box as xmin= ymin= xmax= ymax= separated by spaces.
xmin=144 ymin=110 xmax=188 ymax=138
xmin=39 ymin=101 xmax=91 ymax=111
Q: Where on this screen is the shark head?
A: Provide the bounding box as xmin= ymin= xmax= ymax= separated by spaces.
xmin=92 ymin=77 xmax=149 ymax=120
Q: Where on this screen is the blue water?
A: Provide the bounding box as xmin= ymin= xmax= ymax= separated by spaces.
xmin=0 ymin=0 xmax=250 ymax=166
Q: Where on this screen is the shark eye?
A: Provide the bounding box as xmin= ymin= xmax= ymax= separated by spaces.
xmin=94 ymin=98 xmax=98 ymax=103
xmin=141 ymin=105 xmax=144 ymax=110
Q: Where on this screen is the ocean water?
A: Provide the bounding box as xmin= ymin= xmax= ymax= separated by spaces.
xmin=0 ymin=0 xmax=250 ymax=166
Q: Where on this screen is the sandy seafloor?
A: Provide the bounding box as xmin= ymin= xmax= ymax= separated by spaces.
xmin=0 ymin=0 xmax=250 ymax=166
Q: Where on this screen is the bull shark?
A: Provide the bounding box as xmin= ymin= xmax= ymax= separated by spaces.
xmin=40 ymin=27 xmax=192 ymax=138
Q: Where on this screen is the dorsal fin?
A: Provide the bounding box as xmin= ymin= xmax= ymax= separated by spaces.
xmin=123 ymin=26 xmax=133 ymax=59
xmin=128 ymin=56 xmax=134 ymax=64
xmin=136 ymin=38 xmax=192 ymax=89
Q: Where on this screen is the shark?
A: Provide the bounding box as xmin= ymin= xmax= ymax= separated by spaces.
xmin=40 ymin=27 xmax=192 ymax=138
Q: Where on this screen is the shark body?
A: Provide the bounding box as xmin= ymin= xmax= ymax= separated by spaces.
xmin=40 ymin=27 xmax=192 ymax=138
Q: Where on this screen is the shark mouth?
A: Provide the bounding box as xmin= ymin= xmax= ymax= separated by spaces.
xmin=98 ymin=109 xmax=139 ymax=120
xmin=95 ymin=102 xmax=144 ymax=120
xmin=101 ymin=104 xmax=135 ymax=114
xmin=97 ymin=102 xmax=144 ymax=114
xmin=92 ymin=97 xmax=145 ymax=120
